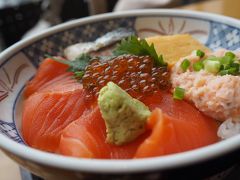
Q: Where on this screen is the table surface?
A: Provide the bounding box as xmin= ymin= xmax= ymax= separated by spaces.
xmin=0 ymin=151 xmax=21 ymax=180
xmin=1 ymin=0 xmax=240 ymax=179
xmin=179 ymin=0 xmax=240 ymax=19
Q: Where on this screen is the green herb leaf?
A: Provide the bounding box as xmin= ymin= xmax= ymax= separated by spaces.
xmin=74 ymin=71 xmax=85 ymax=79
xmin=45 ymin=53 xmax=92 ymax=73
xmin=45 ymin=54 xmax=92 ymax=81
xmin=66 ymin=54 xmax=92 ymax=72
xmin=173 ymin=87 xmax=185 ymax=100
xmin=113 ymin=36 xmax=167 ymax=67
xmin=180 ymin=59 xmax=190 ymax=72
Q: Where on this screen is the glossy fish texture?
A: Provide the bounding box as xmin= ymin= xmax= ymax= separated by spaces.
xmin=22 ymin=59 xmax=218 ymax=159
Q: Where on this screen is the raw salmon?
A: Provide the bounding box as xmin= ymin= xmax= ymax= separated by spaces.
xmin=22 ymin=58 xmax=218 ymax=158
xmin=135 ymin=92 xmax=219 ymax=158
xmin=135 ymin=109 xmax=180 ymax=157
xmin=22 ymin=80 xmax=88 ymax=152
xmin=24 ymin=58 xmax=69 ymax=97
xmin=22 ymin=59 xmax=90 ymax=152
xmin=58 ymin=92 xmax=218 ymax=159
xmin=58 ymin=105 xmax=149 ymax=159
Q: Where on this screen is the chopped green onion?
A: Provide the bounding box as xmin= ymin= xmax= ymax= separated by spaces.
xmin=204 ymin=56 xmax=221 ymax=61
xmin=219 ymin=64 xmax=224 ymax=70
xmin=227 ymin=67 xmax=238 ymax=75
xmin=196 ymin=50 xmax=205 ymax=58
xmin=231 ymin=62 xmax=240 ymax=70
xmin=173 ymin=87 xmax=185 ymax=100
xmin=225 ymin=52 xmax=236 ymax=59
xmin=228 ymin=67 xmax=238 ymax=75
xmin=219 ymin=67 xmax=238 ymax=76
xmin=234 ymin=59 xmax=240 ymax=64
xmin=180 ymin=59 xmax=190 ymax=72
xmin=224 ymin=64 xmax=232 ymax=70
xmin=203 ymin=60 xmax=221 ymax=74
xmin=191 ymin=51 xmax=239 ymax=76
xmin=219 ymin=70 xmax=228 ymax=76
xmin=193 ymin=61 xmax=204 ymax=71
xmin=220 ymin=56 xmax=234 ymax=67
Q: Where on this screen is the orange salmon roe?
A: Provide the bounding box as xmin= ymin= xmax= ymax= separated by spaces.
xmin=82 ymin=55 xmax=170 ymax=99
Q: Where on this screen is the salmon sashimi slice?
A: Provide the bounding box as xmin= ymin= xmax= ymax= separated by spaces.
xmin=58 ymin=91 xmax=218 ymax=159
xmin=22 ymin=77 xmax=89 ymax=152
xmin=58 ymin=106 xmax=149 ymax=159
xmin=135 ymin=92 xmax=219 ymax=158
xmin=24 ymin=58 xmax=69 ymax=98
xmin=36 ymin=73 xmax=80 ymax=94
xmin=135 ymin=109 xmax=180 ymax=157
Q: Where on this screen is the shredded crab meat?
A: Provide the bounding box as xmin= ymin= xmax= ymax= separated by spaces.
xmin=171 ymin=49 xmax=240 ymax=122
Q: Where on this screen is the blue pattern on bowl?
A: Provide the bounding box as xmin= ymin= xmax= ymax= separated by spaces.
xmin=206 ymin=22 xmax=240 ymax=50
xmin=0 ymin=120 xmax=22 ymax=143
xmin=22 ymin=17 xmax=136 ymax=66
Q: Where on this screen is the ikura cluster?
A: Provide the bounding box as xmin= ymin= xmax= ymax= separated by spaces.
xmin=82 ymin=55 xmax=170 ymax=99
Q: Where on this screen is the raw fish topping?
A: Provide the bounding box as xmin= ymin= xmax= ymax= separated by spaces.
xmin=21 ymin=33 xmax=222 ymax=159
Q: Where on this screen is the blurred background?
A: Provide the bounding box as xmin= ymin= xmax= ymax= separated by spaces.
xmin=1 ymin=0 xmax=239 ymax=52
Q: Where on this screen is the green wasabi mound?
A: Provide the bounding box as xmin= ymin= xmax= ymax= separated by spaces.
xmin=98 ymin=82 xmax=151 ymax=145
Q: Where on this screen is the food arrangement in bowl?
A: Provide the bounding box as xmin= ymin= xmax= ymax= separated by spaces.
xmin=1 ymin=10 xmax=240 ymax=179
xmin=23 ymin=33 xmax=223 ymax=159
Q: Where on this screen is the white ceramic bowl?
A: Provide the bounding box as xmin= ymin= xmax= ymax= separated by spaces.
xmin=0 ymin=9 xmax=240 ymax=179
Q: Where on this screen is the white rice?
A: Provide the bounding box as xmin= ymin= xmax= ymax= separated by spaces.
xmin=218 ymin=118 xmax=240 ymax=139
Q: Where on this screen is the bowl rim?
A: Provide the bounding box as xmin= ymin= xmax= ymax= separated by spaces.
xmin=0 ymin=9 xmax=240 ymax=173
